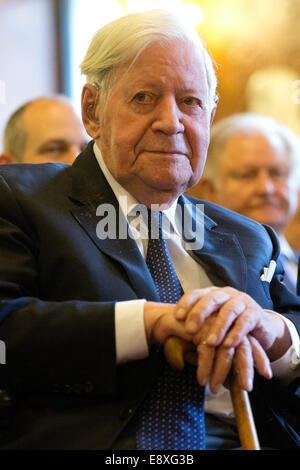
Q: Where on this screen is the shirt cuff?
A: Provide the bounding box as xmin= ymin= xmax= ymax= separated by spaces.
xmin=115 ymin=299 xmax=149 ymax=364
xmin=265 ymin=310 xmax=300 ymax=381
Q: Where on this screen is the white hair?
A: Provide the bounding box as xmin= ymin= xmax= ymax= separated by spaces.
xmin=80 ymin=9 xmax=217 ymax=109
xmin=204 ymin=112 xmax=300 ymax=186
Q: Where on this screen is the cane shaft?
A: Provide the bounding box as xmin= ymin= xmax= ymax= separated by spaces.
xmin=164 ymin=336 xmax=261 ymax=450
xmin=229 ymin=369 xmax=260 ymax=450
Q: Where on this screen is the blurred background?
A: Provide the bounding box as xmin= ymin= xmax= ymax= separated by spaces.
xmin=1 ymin=0 xmax=300 ymax=148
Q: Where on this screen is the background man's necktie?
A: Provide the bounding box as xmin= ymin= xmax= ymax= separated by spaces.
xmin=136 ymin=210 xmax=205 ymax=450
xmin=279 ymin=253 xmax=297 ymax=294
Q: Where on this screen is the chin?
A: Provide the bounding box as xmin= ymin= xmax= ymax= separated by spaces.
xmin=152 ymin=178 xmax=189 ymax=194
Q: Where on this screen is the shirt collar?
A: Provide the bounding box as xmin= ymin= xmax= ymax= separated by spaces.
xmin=93 ymin=142 xmax=179 ymax=231
xmin=279 ymin=235 xmax=297 ymax=262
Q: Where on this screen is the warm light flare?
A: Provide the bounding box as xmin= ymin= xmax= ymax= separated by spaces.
xmin=125 ymin=0 xmax=204 ymax=27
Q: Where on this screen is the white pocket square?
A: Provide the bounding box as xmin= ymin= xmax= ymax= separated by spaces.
xmin=260 ymin=260 xmax=276 ymax=283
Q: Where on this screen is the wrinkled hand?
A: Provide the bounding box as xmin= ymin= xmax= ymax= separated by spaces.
xmin=174 ymin=286 xmax=291 ymax=362
xmin=164 ymin=314 xmax=272 ymax=392
xmin=190 ymin=313 xmax=272 ymax=392
xmin=145 ymin=285 xmax=291 ymax=391
xmin=144 ymin=301 xmax=193 ymax=346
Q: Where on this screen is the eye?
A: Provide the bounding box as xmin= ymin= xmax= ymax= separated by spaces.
xmin=183 ymin=97 xmax=202 ymax=107
xmin=133 ymin=92 xmax=153 ymax=104
xmin=180 ymin=96 xmax=204 ymax=115
xmin=230 ymin=169 xmax=257 ymax=180
xmin=135 ymin=93 xmax=147 ymax=102
xmin=46 ymin=145 xmax=62 ymax=154
xmin=38 ymin=141 xmax=68 ymax=156
xmin=269 ymin=168 xmax=289 ymax=179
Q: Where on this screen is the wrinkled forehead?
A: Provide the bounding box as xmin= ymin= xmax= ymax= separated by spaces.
xmin=114 ymin=38 xmax=209 ymax=91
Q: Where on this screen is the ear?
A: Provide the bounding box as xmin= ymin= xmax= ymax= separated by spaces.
xmin=0 ymin=152 xmax=15 ymax=164
xmin=210 ymin=96 xmax=219 ymax=126
xmin=81 ymin=84 xmax=101 ymax=139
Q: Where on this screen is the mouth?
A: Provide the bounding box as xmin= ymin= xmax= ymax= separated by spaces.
xmin=248 ymin=200 xmax=281 ymax=210
xmin=144 ymin=150 xmax=188 ymax=157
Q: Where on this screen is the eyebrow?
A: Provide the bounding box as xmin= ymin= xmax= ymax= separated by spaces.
xmin=125 ymin=79 xmax=203 ymax=94
xmin=37 ymin=139 xmax=77 ymax=153
xmin=38 ymin=139 xmax=68 ymax=147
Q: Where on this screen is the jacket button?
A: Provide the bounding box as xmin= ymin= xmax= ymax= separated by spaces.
xmin=119 ymin=407 xmax=133 ymax=420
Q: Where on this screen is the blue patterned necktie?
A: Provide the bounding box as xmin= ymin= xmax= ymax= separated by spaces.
xmin=136 ymin=210 xmax=205 ymax=450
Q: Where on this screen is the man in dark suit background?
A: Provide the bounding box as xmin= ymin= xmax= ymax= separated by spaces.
xmin=0 ymin=10 xmax=299 ymax=450
xmin=188 ymin=113 xmax=300 ymax=294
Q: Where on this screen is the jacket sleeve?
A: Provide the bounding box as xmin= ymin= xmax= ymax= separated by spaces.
xmin=0 ymin=174 xmax=117 ymax=398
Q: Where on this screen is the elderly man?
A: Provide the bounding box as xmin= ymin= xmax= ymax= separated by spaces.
xmin=0 ymin=96 xmax=88 ymax=164
xmin=0 ymin=11 xmax=299 ymax=451
xmin=190 ymin=113 xmax=300 ymax=293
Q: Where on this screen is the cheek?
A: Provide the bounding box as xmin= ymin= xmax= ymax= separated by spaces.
xmin=188 ymin=126 xmax=210 ymax=169
xmin=219 ymin=182 xmax=249 ymax=207
xmin=284 ymin=186 xmax=299 ymax=212
xmin=106 ymin=115 xmax=145 ymax=158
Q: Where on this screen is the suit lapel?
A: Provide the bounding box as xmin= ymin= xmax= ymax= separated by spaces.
xmin=178 ymin=195 xmax=247 ymax=291
xmin=69 ymin=142 xmax=160 ymax=302
xmin=69 ymin=145 xmax=247 ymax=297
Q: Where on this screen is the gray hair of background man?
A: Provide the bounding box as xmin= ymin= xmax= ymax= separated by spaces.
xmin=2 ymin=95 xmax=75 ymax=163
xmin=203 ymin=112 xmax=300 ymax=186
xmin=80 ymin=9 xmax=218 ymax=110
xmin=2 ymin=102 xmax=28 ymax=163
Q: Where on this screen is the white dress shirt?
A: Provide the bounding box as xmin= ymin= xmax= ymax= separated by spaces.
xmin=93 ymin=143 xmax=300 ymax=418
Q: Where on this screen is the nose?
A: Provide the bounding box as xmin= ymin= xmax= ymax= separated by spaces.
xmin=256 ymin=170 xmax=275 ymax=194
xmin=151 ymin=96 xmax=184 ymax=135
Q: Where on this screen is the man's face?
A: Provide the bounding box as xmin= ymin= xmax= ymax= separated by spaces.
xmin=22 ymin=100 xmax=88 ymax=164
xmin=212 ymin=133 xmax=298 ymax=234
xmin=92 ymin=39 xmax=214 ymax=206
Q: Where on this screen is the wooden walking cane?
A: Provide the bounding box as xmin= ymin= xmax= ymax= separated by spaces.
xmin=164 ymin=336 xmax=261 ymax=450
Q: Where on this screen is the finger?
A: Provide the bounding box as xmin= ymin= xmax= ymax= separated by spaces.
xmin=205 ymin=295 xmax=248 ymax=346
xmin=196 ymin=342 xmax=215 ymax=386
xmin=234 ymin=337 xmax=254 ymax=392
xmin=192 ymin=312 xmax=217 ymax=342
xmin=248 ymin=335 xmax=272 ymax=380
xmin=209 ymin=346 xmax=235 ymax=393
xmin=151 ymin=305 xmax=193 ymax=345
xmin=184 ymin=289 xmax=231 ymax=334
xmin=174 ymin=287 xmax=218 ymax=320
xmin=221 ymin=305 xmax=262 ymax=348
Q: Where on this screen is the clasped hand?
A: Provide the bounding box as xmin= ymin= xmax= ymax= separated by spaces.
xmin=145 ymin=286 xmax=291 ymax=392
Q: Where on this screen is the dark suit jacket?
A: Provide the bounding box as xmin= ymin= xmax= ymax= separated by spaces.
xmin=0 ymin=141 xmax=299 ymax=449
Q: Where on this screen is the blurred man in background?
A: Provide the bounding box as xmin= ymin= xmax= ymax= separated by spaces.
xmin=188 ymin=113 xmax=300 ymax=293
xmin=0 ymin=96 xmax=88 ymax=164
